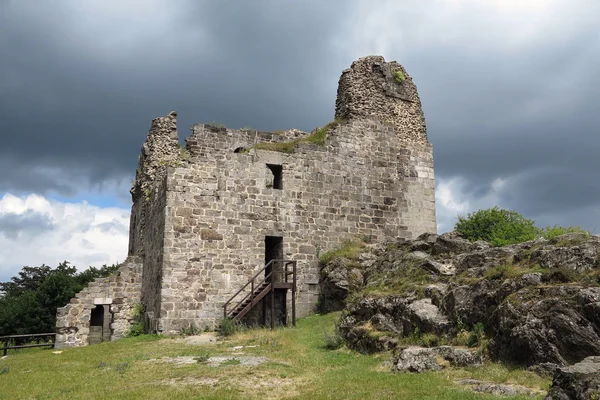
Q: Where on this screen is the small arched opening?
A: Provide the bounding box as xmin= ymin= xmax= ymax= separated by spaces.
xmin=233 ymin=147 xmax=247 ymax=153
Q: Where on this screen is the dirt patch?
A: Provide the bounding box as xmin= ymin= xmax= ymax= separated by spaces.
xmin=148 ymin=355 xmax=268 ymax=367
xmin=206 ymin=356 xmax=268 ymax=367
xmin=163 ymin=333 xmax=218 ymax=345
xmin=159 ymin=377 xmax=219 ymax=386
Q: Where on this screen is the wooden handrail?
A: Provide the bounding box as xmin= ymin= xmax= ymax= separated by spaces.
xmin=224 ymin=271 xmax=272 ymax=319
xmin=222 ymin=259 xmax=297 ymax=327
xmin=223 ymin=259 xmax=274 ymax=311
xmin=0 ymin=333 xmax=56 ymax=340
xmin=2 ymin=333 xmax=56 ymax=356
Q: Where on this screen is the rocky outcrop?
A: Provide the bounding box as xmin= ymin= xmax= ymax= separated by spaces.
xmin=331 ymin=232 xmax=600 ymax=368
xmin=489 ymin=286 xmax=600 ymax=366
xmin=545 ymin=356 xmax=600 ymax=399
xmin=318 ymin=257 xmax=365 ymax=313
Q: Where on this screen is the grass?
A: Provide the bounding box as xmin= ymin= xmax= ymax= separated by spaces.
xmin=252 ymin=120 xmax=344 ymax=154
xmin=0 ymin=313 xmax=548 ymax=400
xmin=318 ymin=238 xmax=367 ymax=265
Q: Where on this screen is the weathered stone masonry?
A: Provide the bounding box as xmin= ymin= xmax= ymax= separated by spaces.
xmin=55 ymin=55 xmax=437 ymax=345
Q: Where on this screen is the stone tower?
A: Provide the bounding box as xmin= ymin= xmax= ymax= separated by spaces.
xmin=55 ymin=55 xmax=436 ymax=347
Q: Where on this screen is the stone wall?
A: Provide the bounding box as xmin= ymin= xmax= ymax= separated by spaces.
xmin=59 ymin=55 xmax=437 ymax=339
xmin=55 ymin=256 xmax=142 ymax=348
xmin=128 ymin=111 xmax=181 ymax=257
xmin=149 ymin=116 xmax=435 ymax=333
xmin=335 ymin=55 xmax=428 ymax=145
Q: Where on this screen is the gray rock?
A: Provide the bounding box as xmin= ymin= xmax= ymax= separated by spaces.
xmin=521 ymin=272 xmax=542 ymax=285
xmin=392 ymin=346 xmax=482 ymax=372
xmin=422 ymin=259 xmax=456 ymax=276
xmin=407 ymin=299 xmax=452 ymax=334
xmin=457 ymin=379 xmax=540 ymax=397
xmin=431 ymin=232 xmax=475 ymax=256
xmin=318 ymin=257 xmax=364 ymax=312
xmin=545 ymin=356 xmax=600 ymax=400
xmin=489 ymin=286 xmax=600 ymax=367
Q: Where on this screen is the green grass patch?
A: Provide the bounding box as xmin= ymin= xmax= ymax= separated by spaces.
xmin=319 ymin=238 xmax=366 ymax=265
xmin=252 ymin=119 xmax=344 ymax=154
xmin=0 ymin=313 xmax=548 ymax=400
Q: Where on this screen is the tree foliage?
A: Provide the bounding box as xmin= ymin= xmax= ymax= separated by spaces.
xmin=454 ymin=207 xmax=539 ymax=246
xmin=0 ymin=261 xmax=120 ymax=336
xmin=454 ymin=206 xmax=591 ymax=246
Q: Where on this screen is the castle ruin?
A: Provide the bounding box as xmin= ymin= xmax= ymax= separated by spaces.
xmin=55 ymin=55 xmax=436 ymax=347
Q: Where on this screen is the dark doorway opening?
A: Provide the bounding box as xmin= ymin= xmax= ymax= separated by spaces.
xmin=89 ymin=305 xmax=105 ymax=345
xmin=90 ymin=306 xmax=104 ymax=326
xmin=266 ymin=164 xmax=283 ymax=190
xmin=265 ymin=236 xmax=283 ymax=282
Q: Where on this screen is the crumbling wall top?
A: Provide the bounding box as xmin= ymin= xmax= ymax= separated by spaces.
xmin=335 ymin=55 xmax=429 ymax=145
xmin=130 ymin=111 xmax=181 ymax=201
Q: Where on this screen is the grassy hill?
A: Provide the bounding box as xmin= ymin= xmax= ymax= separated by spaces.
xmin=0 ymin=313 xmax=549 ymax=400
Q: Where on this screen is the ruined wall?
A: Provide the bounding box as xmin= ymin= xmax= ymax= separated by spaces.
xmin=150 ymin=124 xmax=434 ymax=333
xmin=55 ymin=256 xmax=142 ymax=348
xmin=136 ymin=55 xmax=435 ymax=334
xmin=335 ymin=55 xmax=428 ymax=145
xmin=128 ymin=111 xmax=181 ymax=257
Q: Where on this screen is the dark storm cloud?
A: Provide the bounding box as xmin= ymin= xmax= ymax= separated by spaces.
xmin=1 ymin=0 xmax=600 ymax=233
xmin=0 ymin=0 xmax=346 ymax=195
xmin=0 ymin=210 xmax=55 ymax=239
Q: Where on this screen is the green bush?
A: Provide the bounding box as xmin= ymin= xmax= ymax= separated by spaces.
xmin=323 ymin=328 xmax=345 ymax=350
xmin=454 ymin=207 xmax=540 ymax=246
xmin=393 ymin=70 xmax=406 ymax=83
xmin=127 ymin=322 xmax=145 ymax=337
xmin=540 ymin=225 xmax=590 ymax=240
xmin=217 ymin=318 xmax=241 ymax=337
xmin=180 ymin=322 xmax=201 ymax=336
xmin=126 ymin=303 xmax=145 ymax=337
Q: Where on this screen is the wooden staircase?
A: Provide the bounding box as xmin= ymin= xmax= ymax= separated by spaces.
xmin=223 ymin=259 xmax=297 ymax=329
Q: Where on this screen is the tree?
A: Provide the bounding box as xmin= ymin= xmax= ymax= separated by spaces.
xmin=454 ymin=207 xmax=540 ymax=246
xmin=0 ymin=261 xmax=121 ymax=336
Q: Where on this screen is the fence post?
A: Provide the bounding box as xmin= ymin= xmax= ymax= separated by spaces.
xmin=2 ymin=339 xmax=7 ymax=357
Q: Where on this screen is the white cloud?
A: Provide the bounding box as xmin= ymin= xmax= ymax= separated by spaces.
xmin=435 ymin=175 xmax=507 ymax=233
xmin=0 ymin=193 xmax=129 ymax=281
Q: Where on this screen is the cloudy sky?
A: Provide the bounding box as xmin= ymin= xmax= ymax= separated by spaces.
xmin=1 ymin=0 xmax=599 ymax=281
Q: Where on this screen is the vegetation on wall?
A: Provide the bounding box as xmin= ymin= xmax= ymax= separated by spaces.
xmin=127 ymin=303 xmax=146 ymax=337
xmin=455 ymin=206 xmax=590 ymax=246
xmin=0 ymin=262 xmax=120 ymax=335
xmin=393 ymin=70 xmax=406 ymax=83
xmin=252 ymin=119 xmax=345 ymax=154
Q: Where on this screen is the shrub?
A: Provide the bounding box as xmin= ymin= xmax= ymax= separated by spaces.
xmin=540 ymin=225 xmax=590 ymax=240
xmin=127 ymin=322 xmax=145 ymax=337
xmin=393 ymin=70 xmax=406 ymax=83
xmin=467 ymin=322 xmax=486 ymax=348
xmin=324 ymin=328 xmax=345 ymax=350
xmin=180 ymin=322 xmax=201 ymax=336
xmin=217 ymin=318 xmax=240 ymax=337
xmin=454 ymin=207 xmax=540 ymax=246
xmin=126 ymin=303 xmax=145 ymax=337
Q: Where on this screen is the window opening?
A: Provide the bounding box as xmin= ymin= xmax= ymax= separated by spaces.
xmin=266 ymin=164 xmax=283 ymax=190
